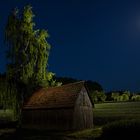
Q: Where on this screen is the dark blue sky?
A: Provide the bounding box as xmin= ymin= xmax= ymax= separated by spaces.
xmin=1 ymin=0 xmax=140 ymax=92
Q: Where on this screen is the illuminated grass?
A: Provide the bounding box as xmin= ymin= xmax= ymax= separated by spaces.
xmin=0 ymin=109 xmax=14 ymax=121
xmin=94 ymin=102 xmax=140 ymax=126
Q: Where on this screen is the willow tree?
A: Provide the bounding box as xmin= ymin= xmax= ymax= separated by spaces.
xmin=5 ymin=5 xmax=58 ymax=119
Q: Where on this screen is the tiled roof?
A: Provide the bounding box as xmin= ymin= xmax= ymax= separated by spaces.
xmin=23 ymin=81 xmax=85 ymax=109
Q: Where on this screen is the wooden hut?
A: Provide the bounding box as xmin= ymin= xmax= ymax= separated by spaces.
xmin=22 ymin=81 xmax=93 ymax=130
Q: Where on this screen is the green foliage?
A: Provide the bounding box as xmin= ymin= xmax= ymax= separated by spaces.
xmin=123 ymin=90 xmax=131 ymax=96
xmin=90 ymin=90 xmax=106 ymax=103
xmin=4 ymin=5 xmax=59 ymax=119
xmin=111 ymin=92 xmax=119 ymax=101
xmin=0 ymin=109 xmax=14 ymax=121
xmin=111 ymin=91 xmax=130 ymax=102
xmin=5 ymin=5 xmax=52 ymax=88
xmin=121 ymin=93 xmax=129 ymax=101
xmin=85 ymin=80 xmax=105 ymax=103
xmin=131 ymin=95 xmax=140 ymax=101
xmin=0 ymin=74 xmax=14 ymax=111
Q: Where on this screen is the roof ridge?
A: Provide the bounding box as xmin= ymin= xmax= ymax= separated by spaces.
xmin=45 ymin=80 xmax=85 ymax=90
xmin=60 ymin=80 xmax=85 ymax=87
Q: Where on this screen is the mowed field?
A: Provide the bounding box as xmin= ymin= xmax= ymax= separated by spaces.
xmin=93 ymin=102 xmax=140 ymax=126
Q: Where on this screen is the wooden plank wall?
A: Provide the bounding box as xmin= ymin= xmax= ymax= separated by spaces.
xmin=22 ymin=108 xmax=74 ymax=130
xmin=73 ymin=87 xmax=93 ymax=130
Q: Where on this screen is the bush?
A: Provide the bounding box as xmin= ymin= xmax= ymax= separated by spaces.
xmin=111 ymin=91 xmax=130 ymax=102
xmin=122 ymin=93 xmax=129 ymax=101
xmin=99 ymin=120 xmax=140 ymax=140
xmin=116 ymin=94 xmax=129 ymax=102
xmin=90 ymin=91 xmax=106 ymax=103
xmin=131 ymin=95 xmax=140 ymax=101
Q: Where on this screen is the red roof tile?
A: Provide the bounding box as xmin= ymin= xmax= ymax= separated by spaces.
xmin=23 ymin=81 xmax=85 ymax=109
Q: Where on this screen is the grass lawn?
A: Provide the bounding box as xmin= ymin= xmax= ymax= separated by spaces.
xmin=0 ymin=109 xmax=14 ymax=121
xmin=93 ymin=101 xmax=140 ymax=126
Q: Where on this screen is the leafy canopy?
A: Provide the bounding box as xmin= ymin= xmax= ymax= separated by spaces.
xmin=5 ymin=5 xmax=58 ymax=90
xmin=4 ymin=5 xmax=60 ymax=119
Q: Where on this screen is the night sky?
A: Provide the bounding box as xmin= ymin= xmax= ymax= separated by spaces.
xmin=1 ymin=0 xmax=140 ymax=92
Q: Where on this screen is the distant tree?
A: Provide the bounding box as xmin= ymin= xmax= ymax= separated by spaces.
xmin=111 ymin=92 xmax=120 ymax=102
xmin=131 ymin=95 xmax=140 ymax=101
xmin=105 ymin=92 xmax=113 ymax=101
xmin=86 ymin=80 xmax=103 ymax=91
xmin=111 ymin=91 xmax=130 ymax=102
xmin=121 ymin=93 xmax=129 ymax=101
xmin=90 ymin=90 xmax=106 ymax=103
xmin=4 ymin=5 xmax=59 ymax=119
xmin=97 ymin=91 xmax=106 ymax=102
xmin=85 ymin=80 xmax=105 ymax=103
xmin=123 ymin=91 xmax=131 ymax=97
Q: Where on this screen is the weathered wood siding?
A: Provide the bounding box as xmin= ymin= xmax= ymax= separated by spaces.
xmin=73 ymin=87 xmax=93 ymax=130
xmin=22 ymin=84 xmax=93 ymax=130
xmin=22 ymin=108 xmax=74 ymax=130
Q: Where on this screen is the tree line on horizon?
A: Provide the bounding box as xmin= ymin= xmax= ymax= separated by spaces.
xmin=1 ymin=73 xmax=140 ymax=110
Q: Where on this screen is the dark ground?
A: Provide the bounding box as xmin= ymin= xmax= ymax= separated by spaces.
xmin=0 ymin=128 xmax=93 ymax=140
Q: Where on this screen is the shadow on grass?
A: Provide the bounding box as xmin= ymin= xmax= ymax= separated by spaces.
xmin=96 ymin=120 xmax=140 ymax=140
xmin=0 ymin=128 xmax=81 ymax=140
